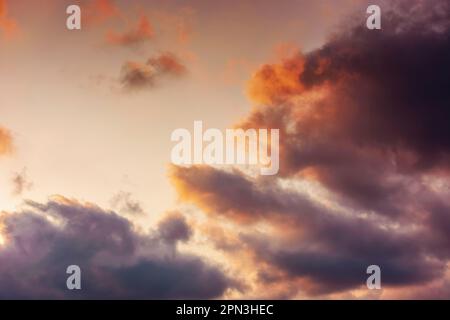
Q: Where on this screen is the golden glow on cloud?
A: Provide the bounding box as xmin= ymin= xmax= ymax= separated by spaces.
xmin=0 ymin=0 xmax=18 ymax=40
xmin=0 ymin=220 xmax=6 ymax=246
xmin=246 ymin=51 xmax=305 ymax=105
xmin=0 ymin=127 xmax=13 ymax=156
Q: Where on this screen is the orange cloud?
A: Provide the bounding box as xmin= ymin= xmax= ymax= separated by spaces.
xmin=107 ymin=15 xmax=154 ymax=46
xmin=176 ymin=21 xmax=192 ymax=45
xmin=84 ymin=0 xmax=120 ymax=25
xmin=0 ymin=0 xmax=18 ymax=40
xmin=147 ymin=52 xmax=187 ymax=76
xmin=0 ymin=127 xmax=13 ymax=156
xmin=246 ymin=52 xmax=305 ymax=105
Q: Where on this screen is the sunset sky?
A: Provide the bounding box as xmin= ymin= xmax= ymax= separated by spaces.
xmin=0 ymin=0 xmax=449 ymax=299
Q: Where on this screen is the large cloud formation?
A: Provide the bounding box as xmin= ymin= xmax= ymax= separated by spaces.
xmin=0 ymin=196 xmax=232 ymax=299
xmin=170 ymin=0 xmax=450 ymax=298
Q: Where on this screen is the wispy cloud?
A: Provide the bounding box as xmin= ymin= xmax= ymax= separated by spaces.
xmin=0 ymin=0 xmax=18 ymax=40
xmin=11 ymin=168 xmax=33 ymax=196
xmin=106 ymin=15 xmax=154 ymax=46
xmin=120 ymin=52 xmax=187 ymax=91
xmin=0 ymin=126 xmax=13 ymax=156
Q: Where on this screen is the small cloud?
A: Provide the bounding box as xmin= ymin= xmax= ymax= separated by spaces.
xmin=84 ymin=0 xmax=121 ymax=25
xmin=0 ymin=126 xmax=13 ymax=156
xmin=11 ymin=168 xmax=33 ymax=196
xmin=120 ymin=61 xmax=156 ymax=90
xmin=147 ymin=52 xmax=187 ymax=76
xmin=0 ymin=0 xmax=19 ymax=40
xmin=157 ymin=211 xmax=192 ymax=244
xmin=110 ymin=191 xmax=144 ymax=216
xmin=120 ymin=52 xmax=187 ymax=92
xmin=107 ymin=15 xmax=154 ymax=46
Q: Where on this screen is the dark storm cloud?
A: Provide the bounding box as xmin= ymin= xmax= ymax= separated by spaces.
xmin=170 ymin=165 xmax=324 ymax=223
xmin=297 ymin=0 xmax=450 ymax=170
xmin=0 ymin=196 xmax=232 ymax=299
xmin=110 ymin=256 xmax=232 ymax=299
xmin=169 ymin=0 xmax=450 ymax=297
xmin=171 ymin=165 xmax=446 ymax=294
xmin=264 ymin=248 xmax=442 ymax=295
xmin=243 ymin=0 xmax=450 ymax=217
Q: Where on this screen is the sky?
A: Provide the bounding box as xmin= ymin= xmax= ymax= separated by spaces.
xmin=0 ymin=0 xmax=449 ymax=299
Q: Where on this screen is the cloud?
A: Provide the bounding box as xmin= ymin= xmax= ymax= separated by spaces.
xmin=11 ymin=168 xmax=33 ymax=196
xmin=120 ymin=52 xmax=187 ymax=91
xmin=168 ymin=0 xmax=450 ymax=298
xmin=107 ymin=15 xmax=154 ymax=46
xmin=0 ymin=196 xmax=233 ymax=299
xmin=120 ymin=61 xmax=155 ymax=90
xmin=84 ymin=0 xmax=120 ymax=25
xmin=110 ymin=191 xmax=144 ymax=216
xmin=147 ymin=53 xmax=188 ymax=76
xmin=247 ymin=51 xmax=305 ymax=105
xmin=157 ymin=211 xmax=192 ymax=244
xmin=248 ymin=0 xmax=450 ymax=172
xmin=170 ymin=165 xmax=446 ymax=295
xmin=170 ymin=165 xmax=322 ymax=224
xmin=241 ymin=0 xmax=450 ymax=217
xmin=262 ymin=248 xmax=441 ymax=296
xmin=0 ymin=126 xmax=13 ymax=156
xmin=0 ymin=0 xmax=18 ymax=40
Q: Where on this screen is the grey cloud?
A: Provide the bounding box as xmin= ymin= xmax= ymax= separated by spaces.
xmin=0 ymin=196 xmax=233 ymax=299
xmin=157 ymin=212 xmax=192 ymax=244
